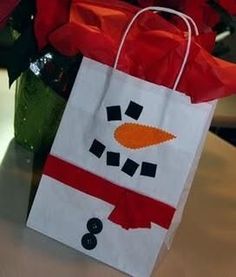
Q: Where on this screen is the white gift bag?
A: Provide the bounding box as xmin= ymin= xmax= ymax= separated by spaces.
xmin=27 ymin=7 xmax=216 ymax=277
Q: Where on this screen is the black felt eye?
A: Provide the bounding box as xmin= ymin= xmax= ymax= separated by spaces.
xmin=89 ymin=139 xmax=106 ymax=158
xmin=141 ymin=162 xmax=157 ymax=178
xmin=106 ymin=106 xmax=122 ymax=121
xmin=106 ymin=151 xmax=120 ymax=166
xmin=125 ymin=101 xmax=143 ymax=120
xmin=81 ymin=233 xmax=97 ymax=250
xmin=121 ymin=158 xmax=139 ymax=177
xmin=87 ymin=218 xmax=103 ymax=234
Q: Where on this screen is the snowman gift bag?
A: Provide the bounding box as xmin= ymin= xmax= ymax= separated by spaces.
xmin=27 ymin=7 xmax=216 ymax=277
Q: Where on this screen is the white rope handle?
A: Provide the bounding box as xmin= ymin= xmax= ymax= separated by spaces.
xmin=152 ymin=11 xmax=199 ymax=36
xmin=179 ymin=14 xmax=199 ymax=36
xmin=114 ymin=7 xmax=198 ymax=91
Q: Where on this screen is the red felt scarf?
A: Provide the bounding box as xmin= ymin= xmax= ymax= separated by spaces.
xmin=44 ymin=155 xmax=176 ymax=230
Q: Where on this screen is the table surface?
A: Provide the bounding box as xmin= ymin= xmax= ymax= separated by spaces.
xmin=0 ymin=70 xmax=236 ymax=277
xmin=213 ymin=95 xmax=236 ymax=127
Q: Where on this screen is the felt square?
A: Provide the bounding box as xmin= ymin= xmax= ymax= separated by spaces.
xmin=121 ymin=158 xmax=139 ymax=177
xmin=107 ymin=151 xmax=120 ymax=166
xmin=125 ymin=101 xmax=143 ymax=120
xmin=141 ymin=162 xmax=157 ymax=178
xmin=106 ymin=106 xmax=122 ymax=121
xmin=89 ymin=139 xmax=105 ymax=158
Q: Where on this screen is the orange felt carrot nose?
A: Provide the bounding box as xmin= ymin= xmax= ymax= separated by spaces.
xmin=114 ymin=123 xmax=175 ymax=149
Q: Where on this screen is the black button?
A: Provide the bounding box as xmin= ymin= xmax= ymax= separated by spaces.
xmin=106 ymin=151 xmax=120 ymax=166
xmin=89 ymin=139 xmax=106 ymax=158
xmin=81 ymin=233 xmax=97 ymax=250
xmin=106 ymin=106 xmax=122 ymax=121
xmin=141 ymin=162 xmax=157 ymax=178
xmin=87 ymin=218 xmax=103 ymax=234
xmin=125 ymin=101 xmax=143 ymax=120
xmin=121 ymin=158 xmax=139 ymax=177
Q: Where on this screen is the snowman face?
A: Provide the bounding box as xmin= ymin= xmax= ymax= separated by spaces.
xmin=50 ymin=57 xmax=210 ymax=211
xmin=49 ymin=56 xmax=211 ymax=215
xmin=88 ymin=100 xmax=176 ymax=179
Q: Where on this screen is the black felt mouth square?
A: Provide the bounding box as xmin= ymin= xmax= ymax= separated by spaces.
xmin=125 ymin=101 xmax=143 ymax=120
xmin=121 ymin=158 xmax=139 ymax=177
xmin=107 ymin=151 xmax=120 ymax=166
xmin=141 ymin=162 xmax=157 ymax=178
xmin=89 ymin=139 xmax=105 ymax=158
xmin=106 ymin=106 xmax=122 ymax=121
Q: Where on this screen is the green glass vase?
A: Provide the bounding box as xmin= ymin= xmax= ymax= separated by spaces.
xmin=14 ymin=69 xmax=66 ymax=154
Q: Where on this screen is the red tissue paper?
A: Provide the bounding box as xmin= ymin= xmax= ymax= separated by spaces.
xmin=34 ymin=0 xmax=236 ymax=103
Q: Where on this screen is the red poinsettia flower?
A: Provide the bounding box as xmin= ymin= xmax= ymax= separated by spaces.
xmin=34 ymin=0 xmax=72 ymax=49
xmin=136 ymin=0 xmax=220 ymax=32
xmin=0 ymin=0 xmax=20 ymax=30
xmin=35 ymin=0 xmax=221 ymax=51
xmin=220 ymin=0 xmax=236 ymax=16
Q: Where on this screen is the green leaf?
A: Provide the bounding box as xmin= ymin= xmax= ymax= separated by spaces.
xmin=7 ymin=24 xmax=38 ymax=86
xmin=10 ymin=0 xmax=35 ymax=33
